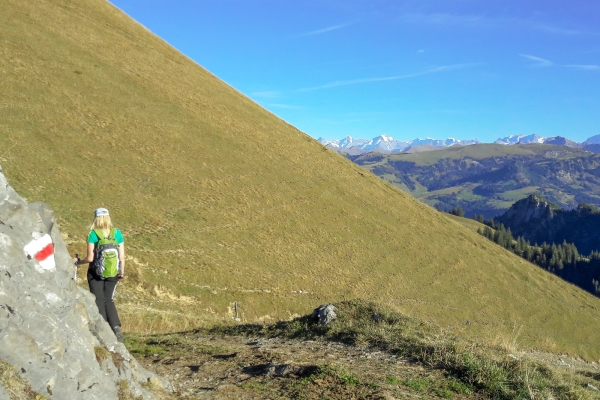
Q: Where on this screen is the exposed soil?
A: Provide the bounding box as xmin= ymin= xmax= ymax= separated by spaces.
xmin=135 ymin=333 xmax=483 ymax=399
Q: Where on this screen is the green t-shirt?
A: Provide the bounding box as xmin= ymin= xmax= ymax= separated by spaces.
xmin=87 ymin=228 xmax=124 ymax=244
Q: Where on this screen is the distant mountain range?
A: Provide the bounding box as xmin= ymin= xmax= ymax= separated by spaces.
xmin=350 ymin=143 xmax=600 ymax=220
xmin=318 ymin=135 xmax=480 ymax=154
xmin=319 ymin=134 xmax=600 ymax=155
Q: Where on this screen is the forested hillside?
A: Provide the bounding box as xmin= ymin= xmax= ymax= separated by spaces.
xmin=350 ymin=144 xmax=600 ymax=219
xmin=497 ymin=194 xmax=600 ymax=255
xmin=476 ymin=214 xmax=600 ymax=297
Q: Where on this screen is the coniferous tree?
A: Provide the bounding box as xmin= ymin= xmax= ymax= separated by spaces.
xmin=524 ymin=244 xmax=534 ymax=261
xmin=475 ymin=216 xmax=599 ymax=296
xmin=493 ymin=226 xmax=501 ymax=245
xmin=593 ymin=279 xmax=600 ymax=294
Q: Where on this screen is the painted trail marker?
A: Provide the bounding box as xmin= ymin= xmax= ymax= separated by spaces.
xmin=24 ymin=234 xmax=56 ymax=270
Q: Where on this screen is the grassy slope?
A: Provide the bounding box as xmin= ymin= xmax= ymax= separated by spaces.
xmin=3 ymin=0 xmax=600 ymax=358
xmin=443 ymin=214 xmax=487 ymax=233
xmin=385 ymin=143 xmax=591 ymax=167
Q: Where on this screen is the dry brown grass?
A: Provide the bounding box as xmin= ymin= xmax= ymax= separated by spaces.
xmin=0 ymin=359 xmax=45 ymax=399
xmin=444 ymin=213 xmax=488 ymax=233
xmin=3 ymin=0 xmax=600 ymax=360
xmin=117 ymin=380 xmax=142 ymax=400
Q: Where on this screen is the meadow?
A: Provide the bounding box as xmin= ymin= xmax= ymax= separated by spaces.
xmin=3 ymin=0 xmax=600 ymax=361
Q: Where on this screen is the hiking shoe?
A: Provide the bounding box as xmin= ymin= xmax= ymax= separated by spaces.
xmin=113 ymin=326 xmax=125 ymax=343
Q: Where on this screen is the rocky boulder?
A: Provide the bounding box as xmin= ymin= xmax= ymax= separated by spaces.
xmin=0 ymin=166 xmax=167 ymax=399
xmin=312 ymin=304 xmax=337 ymax=325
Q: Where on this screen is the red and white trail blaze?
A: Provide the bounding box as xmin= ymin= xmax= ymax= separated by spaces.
xmin=24 ymin=234 xmax=56 ymax=270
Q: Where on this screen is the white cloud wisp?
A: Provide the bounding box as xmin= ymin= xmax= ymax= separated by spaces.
xmin=295 ymin=23 xmax=352 ymax=38
xmin=296 ymin=63 xmax=482 ymax=92
xmin=521 ymin=54 xmax=599 ymax=70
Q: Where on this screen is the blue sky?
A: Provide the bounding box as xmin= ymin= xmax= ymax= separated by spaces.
xmin=110 ymin=1 xmax=599 ymax=143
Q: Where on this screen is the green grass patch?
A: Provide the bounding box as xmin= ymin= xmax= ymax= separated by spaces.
xmin=409 ymin=179 xmax=429 ymax=196
xmin=487 ymin=198 xmax=518 ymax=209
xmin=499 ymin=186 xmax=540 ymax=202
xmin=124 ymin=333 xmax=229 ymax=358
xmin=417 ymin=184 xmax=485 ymax=202
xmin=239 ymin=380 xmax=267 ymax=390
xmin=387 ymin=144 xmax=558 ymax=166
xmin=283 ymin=363 xmax=377 ymax=399
xmin=403 ymin=377 xmax=428 ymax=391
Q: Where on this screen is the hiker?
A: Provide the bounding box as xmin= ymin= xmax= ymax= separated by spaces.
xmin=73 ymin=207 xmax=125 ymax=342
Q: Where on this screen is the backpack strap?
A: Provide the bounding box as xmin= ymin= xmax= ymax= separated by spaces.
xmin=94 ymin=229 xmax=105 ymax=241
xmin=93 ymin=228 xmax=117 ymax=241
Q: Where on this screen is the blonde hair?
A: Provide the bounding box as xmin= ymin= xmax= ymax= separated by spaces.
xmin=89 ymin=215 xmax=112 ymax=238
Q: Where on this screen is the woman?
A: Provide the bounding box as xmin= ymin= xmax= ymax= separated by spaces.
xmin=73 ymin=207 xmax=125 ymax=342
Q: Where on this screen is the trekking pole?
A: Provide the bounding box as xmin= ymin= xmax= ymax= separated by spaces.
xmin=73 ymin=253 xmax=79 ymax=281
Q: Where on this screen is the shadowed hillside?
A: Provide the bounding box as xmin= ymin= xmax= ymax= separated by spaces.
xmin=4 ymin=0 xmax=600 ymax=359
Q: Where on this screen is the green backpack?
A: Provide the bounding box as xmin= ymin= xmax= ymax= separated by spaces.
xmin=92 ymin=228 xmax=120 ymax=278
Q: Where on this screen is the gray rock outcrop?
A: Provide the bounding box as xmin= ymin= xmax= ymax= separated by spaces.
xmin=312 ymin=304 xmax=337 ymax=325
xmin=0 ymin=166 xmax=166 ymax=399
xmin=497 ymin=193 xmax=555 ymax=226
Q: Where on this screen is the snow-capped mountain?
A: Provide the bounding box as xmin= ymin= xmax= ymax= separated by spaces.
xmin=319 ymin=134 xmax=600 ymax=155
xmin=495 ymin=135 xmax=524 ymax=145
xmin=522 ymin=134 xmax=546 ymax=144
xmin=318 ymin=135 xmax=478 ymax=154
xmin=408 ymin=137 xmax=479 ymax=147
xmin=495 ymin=134 xmax=545 ymax=145
xmin=319 ymin=135 xmax=407 ymax=153
xmin=339 ymin=136 xmax=368 ymax=149
xmin=362 ymin=135 xmax=409 ymax=152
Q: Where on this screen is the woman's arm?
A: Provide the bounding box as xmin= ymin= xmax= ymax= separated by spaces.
xmin=73 ymin=243 xmax=94 ymax=265
xmin=118 ymin=243 xmax=125 ymax=279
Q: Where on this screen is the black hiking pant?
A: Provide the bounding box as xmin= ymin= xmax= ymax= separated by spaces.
xmin=87 ymin=270 xmax=121 ymax=329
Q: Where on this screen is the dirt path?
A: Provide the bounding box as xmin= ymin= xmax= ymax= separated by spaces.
xmin=134 ymin=333 xmax=482 ymax=399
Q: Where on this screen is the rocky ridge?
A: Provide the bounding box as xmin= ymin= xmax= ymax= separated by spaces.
xmin=0 ymin=166 xmax=168 ymax=399
xmin=496 ymin=194 xmax=600 ymax=255
xmin=496 ymin=193 xmax=556 ymax=228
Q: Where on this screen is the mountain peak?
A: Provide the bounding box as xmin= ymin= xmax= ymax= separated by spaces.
xmin=585 ymin=134 xmax=600 ymax=144
xmin=497 ymin=194 xmax=558 ymax=228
